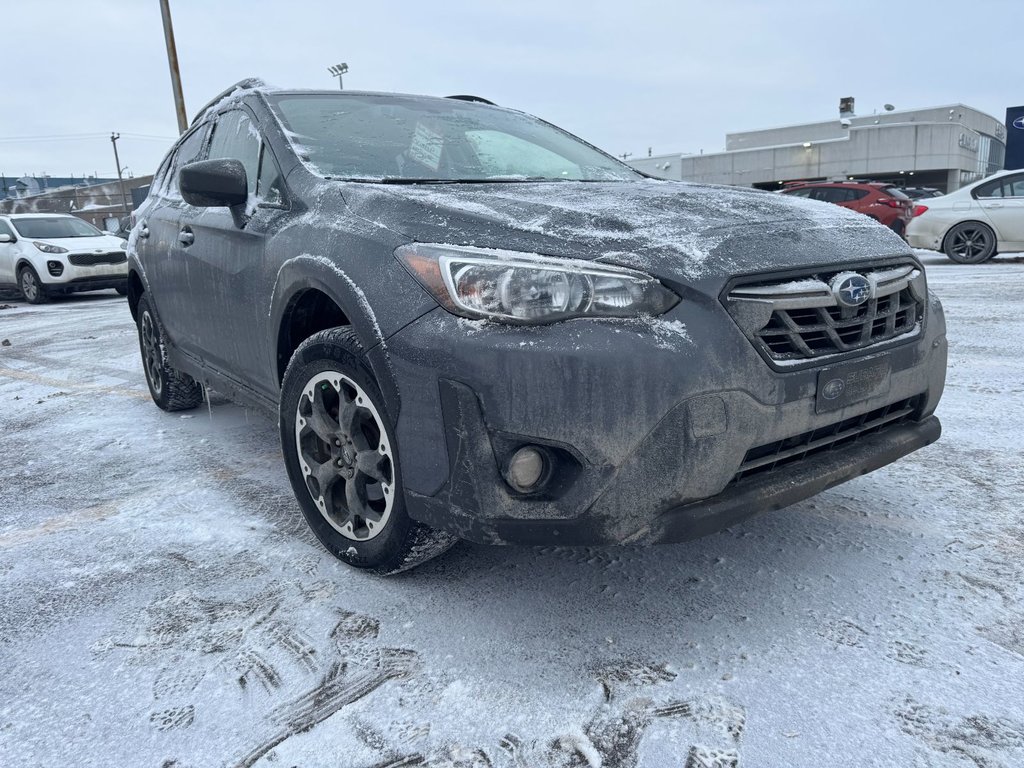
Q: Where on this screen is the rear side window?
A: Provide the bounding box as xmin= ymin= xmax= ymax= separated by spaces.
xmin=784 ymin=187 xmax=813 ymax=197
xmin=207 ymin=110 xmax=261 ymax=196
xmin=977 ymin=176 xmax=1024 ymax=198
xmin=812 ymin=187 xmax=850 ymax=203
xmin=975 ymin=179 xmax=1004 ymax=198
xmin=847 ymin=189 xmax=869 ymax=201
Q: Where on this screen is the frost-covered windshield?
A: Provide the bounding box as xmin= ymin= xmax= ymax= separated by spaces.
xmin=267 ymin=93 xmax=642 ymax=183
xmin=11 ymin=216 xmax=103 ymax=238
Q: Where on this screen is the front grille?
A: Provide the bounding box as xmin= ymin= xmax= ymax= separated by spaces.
xmin=68 ymin=252 xmax=127 ymax=266
xmin=733 ymin=395 xmax=922 ymax=484
xmin=726 ymin=264 xmax=925 ymax=364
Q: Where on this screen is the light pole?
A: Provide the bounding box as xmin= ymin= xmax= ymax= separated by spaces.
xmin=328 ymin=63 xmax=349 ymax=90
xmin=110 ymin=133 xmax=131 ymax=221
xmin=159 ymin=0 xmax=188 ymax=134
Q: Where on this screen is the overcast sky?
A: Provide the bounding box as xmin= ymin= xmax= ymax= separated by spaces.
xmin=2 ymin=0 xmax=1019 ymax=180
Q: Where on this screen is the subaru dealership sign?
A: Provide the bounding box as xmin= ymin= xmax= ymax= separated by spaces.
xmin=1007 ymin=106 xmax=1024 ymax=170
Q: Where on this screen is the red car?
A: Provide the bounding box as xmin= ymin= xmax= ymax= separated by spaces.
xmin=781 ymin=181 xmax=915 ymax=238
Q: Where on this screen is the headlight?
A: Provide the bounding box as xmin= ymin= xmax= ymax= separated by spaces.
xmin=33 ymin=241 xmax=68 ymax=254
xmin=396 ymin=244 xmax=679 ymax=323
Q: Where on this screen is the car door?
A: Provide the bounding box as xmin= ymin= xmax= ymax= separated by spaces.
xmin=0 ymin=218 xmax=19 ymax=285
xmin=139 ymin=124 xmax=210 ymax=355
xmin=975 ymin=174 xmax=1024 ymax=245
xmin=176 ymin=107 xmax=285 ymax=389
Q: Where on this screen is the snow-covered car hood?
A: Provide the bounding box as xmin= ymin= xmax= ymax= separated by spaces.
xmin=31 ymin=234 xmax=127 ymax=252
xmin=340 ymin=179 xmax=913 ymax=285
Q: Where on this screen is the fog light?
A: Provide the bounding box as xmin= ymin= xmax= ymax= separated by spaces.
xmin=506 ymin=446 xmax=547 ymax=493
xmin=46 ymin=260 xmax=64 ymax=277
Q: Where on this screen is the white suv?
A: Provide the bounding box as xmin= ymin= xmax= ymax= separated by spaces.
xmin=0 ymin=213 xmax=129 ymax=303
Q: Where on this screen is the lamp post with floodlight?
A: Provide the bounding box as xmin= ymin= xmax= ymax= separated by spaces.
xmin=328 ymin=63 xmax=349 ymax=90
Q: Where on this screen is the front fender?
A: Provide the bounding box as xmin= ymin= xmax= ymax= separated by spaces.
xmin=267 ymin=253 xmax=437 ymax=422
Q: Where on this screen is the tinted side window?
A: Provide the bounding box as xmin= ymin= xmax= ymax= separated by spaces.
xmin=847 ymin=189 xmax=869 ymax=201
xmin=166 ymin=126 xmax=209 ymax=197
xmin=207 ymin=110 xmax=260 ymax=196
xmin=1005 ymin=176 xmax=1024 ymax=197
xmin=783 ymin=188 xmax=813 ymax=197
xmin=975 ymin=179 xmax=1004 ymax=198
xmin=812 ymin=187 xmax=843 ymax=203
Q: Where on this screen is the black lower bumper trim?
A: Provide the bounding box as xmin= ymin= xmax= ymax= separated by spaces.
xmin=49 ymin=277 xmax=127 ymax=293
xmin=470 ymin=415 xmax=940 ymax=546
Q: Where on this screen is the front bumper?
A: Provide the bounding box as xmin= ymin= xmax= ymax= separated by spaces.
xmin=382 ymin=293 xmax=947 ymax=546
xmin=39 ymin=257 xmax=128 ymax=289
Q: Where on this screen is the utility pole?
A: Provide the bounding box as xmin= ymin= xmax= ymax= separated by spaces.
xmin=159 ymin=0 xmax=188 ymax=134
xmin=110 ymin=133 xmax=131 ymax=221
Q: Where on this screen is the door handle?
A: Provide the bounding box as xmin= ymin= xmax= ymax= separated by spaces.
xmin=178 ymin=228 xmax=194 ymax=246
xmin=138 ymin=223 xmax=150 ymax=239
xmin=985 ymin=202 xmax=1003 ymax=208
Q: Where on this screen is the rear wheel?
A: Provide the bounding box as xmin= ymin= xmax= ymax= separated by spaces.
xmin=136 ymin=294 xmax=204 ymax=411
xmin=280 ymin=327 xmax=456 ymax=575
xmin=18 ymin=265 xmax=47 ymax=304
xmin=943 ymin=222 xmax=996 ymax=264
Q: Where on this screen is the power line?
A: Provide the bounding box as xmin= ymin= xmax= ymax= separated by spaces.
xmin=0 ymin=132 xmax=176 ymax=143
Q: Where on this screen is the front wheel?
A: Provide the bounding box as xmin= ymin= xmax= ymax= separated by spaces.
xmin=18 ymin=265 xmax=48 ymax=304
xmin=944 ymin=222 xmax=997 ymax=264
xmin=279 ymin=327 xmax=456 ymax=575
xmin=136 ymin=294 xmax=204 ymax=411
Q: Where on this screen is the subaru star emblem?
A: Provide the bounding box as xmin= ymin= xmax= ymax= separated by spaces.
xmin=831 ymin=272 xmax=872 ymax=307
xmin=821 ymin=377 xmax=846 ymax=400
xmin=1013 ymin=116 xmax=1024 ymax=130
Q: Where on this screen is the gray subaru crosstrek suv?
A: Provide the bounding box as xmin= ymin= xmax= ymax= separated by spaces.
xmin=126 ymin=80 xmax=946 ymax=574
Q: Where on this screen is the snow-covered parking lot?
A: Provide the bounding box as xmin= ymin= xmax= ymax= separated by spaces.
xmin=1 ymin=253 xmax=1022 ymax=768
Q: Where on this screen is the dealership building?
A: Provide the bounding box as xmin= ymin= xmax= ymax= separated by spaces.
xmin=629 ymin=103 xmax=1008 ymax=193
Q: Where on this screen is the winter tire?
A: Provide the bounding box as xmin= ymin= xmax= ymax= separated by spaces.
xmin=280 ymin=326 xmax=456 ymax=575
xmin=136 ymin=294 xmax=204 ymax=411
xmin=18 ymin=265 xmax=48 ymax=304
xmin=943 ymin=221 xmax=996 ymax=264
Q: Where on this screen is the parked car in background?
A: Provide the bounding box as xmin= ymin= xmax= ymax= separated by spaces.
xmin=0 ymin=213 xmax=128 ymax=303
xmin=111 ymin=216 xmax=133 ymax=242
xmin=127 ymin=80 xmax=947 ymax=574
xmin=900 ymin=187 xmax=944 ymax=200
xmin=781 ymin=181 xmax=915 ymax=238
xmin=907 ymin=169 xmax=1024 ymax=263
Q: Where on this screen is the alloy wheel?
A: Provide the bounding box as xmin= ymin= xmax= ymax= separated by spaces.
xmin=294 ymin=371 xmax=394 ymax=541
xmin=949 ymin=226 xmax=992 ymax=261
xmin=20 ymin=270 xmax=38 ymax=302
xmin=140 ymin=311 xmax=164 ymax=396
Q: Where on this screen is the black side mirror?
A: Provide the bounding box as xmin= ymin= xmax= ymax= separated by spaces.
xmin=179 ymin=159 xmax=248 ymax=209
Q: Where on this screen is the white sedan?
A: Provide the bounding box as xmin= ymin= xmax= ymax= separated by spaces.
xmin=907 ymin=169 xmax=1024 ymax=263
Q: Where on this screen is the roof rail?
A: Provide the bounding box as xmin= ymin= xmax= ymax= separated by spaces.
xmin=445 ymin=94 xmax=496 ymax=106
xmin=191 ymin=78 xmax=267 ymax=126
